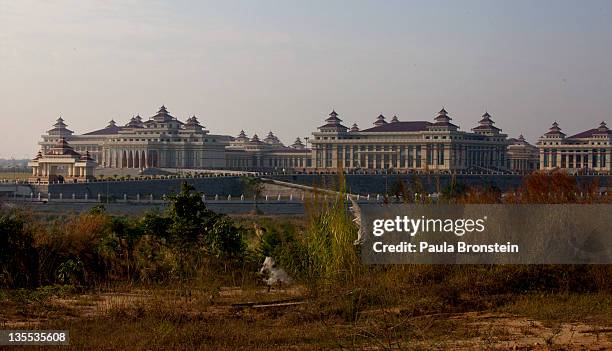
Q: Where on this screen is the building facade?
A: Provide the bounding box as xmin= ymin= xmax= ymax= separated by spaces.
xmin=309 ymin=109 xmax=509 ymax=172
xmin=39 ymin=105 xmax=611 ymax=175
xmin=507 ymin=135 xmax=539 ymax=173
xmin=225 ymin=131 xmax=311 ymax=171
xmin=28 ymin=138 xmax=97 ymax=183
xmin=537 ymin=121 xmax=612 ymax=173
xmin=39 ymin=106 xmax=230 ymax=169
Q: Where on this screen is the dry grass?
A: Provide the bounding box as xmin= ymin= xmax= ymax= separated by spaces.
xmin=2 ymin=283 xmax=610 ymax=350
xmin=2 ymin=173 xmax=611 ymax=349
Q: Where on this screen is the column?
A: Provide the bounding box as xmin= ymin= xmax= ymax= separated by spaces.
xmin=444 ymin=144 xmax=451 ymax=169
xmin=539 ymin=148 xmax=545 ymax=170
xmin=396 ymin=146 xmax=401 ymax=169
xmin=432 ymin=144 xmax=438 ymax=168
xmin=332 ymin=145 xmax=338 ymax=169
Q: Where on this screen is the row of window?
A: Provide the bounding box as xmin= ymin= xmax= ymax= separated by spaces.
xmin=541 ymin=141 xmax=610 ymax=145
xmin=543 ymin=151 xmax=609 ymax=168
xmin=108 ymin=138 xmax=216 ymax=143
xmin=315 ymin=144 xmax=505 ymax=168
xmin=314 ymin=134 xmax=503 ymax=142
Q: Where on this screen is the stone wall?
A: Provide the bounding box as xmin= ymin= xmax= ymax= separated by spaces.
xmin=268 ymin=174 xmax=612 ymax=195
xmin=37 ymin=177 xmax=246 ymax=198
xmin=27 ymin=174 xmax=612 ymax=199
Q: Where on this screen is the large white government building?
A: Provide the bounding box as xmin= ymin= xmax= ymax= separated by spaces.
xmin=310 ymin=109 xmax=510 ymax=172
xmin=537 ymin=121 xmax=611 ymax=173
xmin=39 ymin=106 xmax=229 ymax=169
xmin=33 ymin=104 xmax=610 ymax=176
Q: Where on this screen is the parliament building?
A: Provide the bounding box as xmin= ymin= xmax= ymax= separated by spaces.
xmin=33 ymin=104 xmax=609 ymax=177
xmin=310 ymin=109 xmax=510 ymax=172
xmin=537 ymin=121 xmax=611 ymax=173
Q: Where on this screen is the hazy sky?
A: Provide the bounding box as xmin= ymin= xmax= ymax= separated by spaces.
xmin=1 ymin=0 xmax=611 ymax=158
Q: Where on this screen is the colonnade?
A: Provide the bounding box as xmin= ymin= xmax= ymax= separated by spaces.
xmin=100 ymin=149 xmax=159 ymax=169
xmin=540 ymin=148 xmax=612 ymax=171
xmin=226 ymin=155 xmax=310 ymax=169
xmin=313 ymin=143 xmax=507 ymax=171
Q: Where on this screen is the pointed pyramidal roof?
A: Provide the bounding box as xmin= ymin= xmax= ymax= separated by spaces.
xmin=318 ymin=109 xmax=348 ymax=132
xmin=235 ymin=130 xmax=249 ymax=142
xmin=544 ymin=121 xmax=565 ymax=137
xmin=373 ymin=114 xmax=387 ymax=126
xmin=596 ymin=121 xmax=609 ymax=133
xmin=291 ymin=137 xmax=305 ymax=149
xmin=47 ymin=116 xmax=74 ymax=135
xmin=151 ymin=105 xmax=176 ymax=122
xmin=472 ymin=111 xmax=501 ymax=133
xmin=46 ymin=137 xmax=80 ymax=156
xmin=264 ymin=131 xmax=281 ymax=144
xmin=325 ymin=110 xmax=342 ymax=123
xmin=126 ymin=115 xmax=144 ymax=128
xmin=428 ymin=108 xmax=459 ymax=130
xmin=350 ymin=123 xmax=360 ymax=132
xmin=434 ymin=108 xmax=452 ymax=124
xmin=80 ymin=151 xmax=94 ymax=161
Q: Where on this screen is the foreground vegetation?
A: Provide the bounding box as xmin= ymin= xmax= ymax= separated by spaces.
xmin=0 ymin=172 xmax=611 ymax=349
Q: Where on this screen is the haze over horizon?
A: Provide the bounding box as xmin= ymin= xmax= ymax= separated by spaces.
xmin=1 ymin=0 xmax=611 ymax=158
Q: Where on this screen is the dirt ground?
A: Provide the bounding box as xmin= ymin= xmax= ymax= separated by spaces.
xmin=1 ymin=286 xmax=610 ymax=350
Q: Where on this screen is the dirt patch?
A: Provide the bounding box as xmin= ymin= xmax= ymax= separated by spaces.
xmin=1 ymin=287 xmax=609 ymax=350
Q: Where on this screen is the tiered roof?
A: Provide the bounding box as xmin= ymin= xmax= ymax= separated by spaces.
xmin=264 ymin=131 xmax=283 ymax=145
xmin=185 ymin=115 xmax=206 ymax=132
xmin=291 ymin=137 xmax=305 ymax=149
xmin=152 ymin=105 xmax=173 ymax=122
xmin=80 ymin=151 xmax=94 ymax=161
xmin=544 ymin=122 xmax=566 ymax=137
xmin=472 ymin=111 xmax=501 ymax=133
xmin=126 ymin=115 xmax=144 ymax=128
xmin=47 ymin=117 xmax=74 ymax=135
xmin=318 ymin=110 xmax=348 ymax=131
xmin=508 ymin=134 xmax=533 ymax=146
xmin=373 ymin=114 xmax=387 ymax=126
xmin=235 ymin=130 xmax=249 ymax=142
xmin=46 ymin=138 xmax=80 ymax=156
xmin=430 ymin=108 xmax=459 ymax=128
xmin=250 ymin=134 xmax=263 ymax=143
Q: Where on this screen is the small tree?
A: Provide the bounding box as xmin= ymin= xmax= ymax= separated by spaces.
xmin=241 ymin=176 xmax=264 ymax=199
xmin=164 ymin=183 xmax=246 ymax=274
xmin=0 ymin=212 xmax=39 ymax=288
xmin=241 ymin=176 xmax=265 ymax=214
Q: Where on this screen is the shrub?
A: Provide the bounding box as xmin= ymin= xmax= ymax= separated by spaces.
xmin=0 ymin=211 xmax=39 ymax=288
